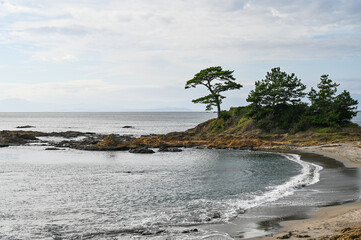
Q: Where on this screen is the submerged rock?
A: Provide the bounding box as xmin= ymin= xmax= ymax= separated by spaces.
xmin=181 ymin=228 xmax=198 ymax=233
xmin=129 ymin=147 xmax=155 ymax=154
xmin=45 ymin=147 xmax=64 ymax=151
xmin=122 ymin=126 xmax=134 ymax=129
xmin=16 ymin=125 xmax=35 ymax=129
xmin=212 ymin=212 xmax=221 ymax=219
xmin=195 ymin=146 xmax=205 ymax=149
xmin=158 ymin=146 xmax=182 ymax=152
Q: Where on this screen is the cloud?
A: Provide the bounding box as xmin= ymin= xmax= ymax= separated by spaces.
xmin=0 ymin=1 xmax=40 ymax=14
xmin=0 ymin=0 xmax=361 ymax=110
xmin=3 ymin=0 xmax=361 ymax=65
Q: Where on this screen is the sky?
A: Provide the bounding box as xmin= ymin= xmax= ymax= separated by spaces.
xmin=0 ymin=0 xmax=361 ymax=112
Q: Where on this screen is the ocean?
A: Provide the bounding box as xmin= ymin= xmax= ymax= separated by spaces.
xmin=0 ymin=112 xmax=360 ymax=239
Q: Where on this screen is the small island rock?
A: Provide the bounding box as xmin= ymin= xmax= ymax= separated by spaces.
xmin=129 ymin=147 xmax=155 ymax=154
xmin=45 ymin=147 xmax=64 ymax=151
xmin=16 ymin=125 xmax=35 ymax=129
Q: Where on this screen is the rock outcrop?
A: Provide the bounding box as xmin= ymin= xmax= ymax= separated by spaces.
xmin=129 ymin=147 xmax=155 ymax=154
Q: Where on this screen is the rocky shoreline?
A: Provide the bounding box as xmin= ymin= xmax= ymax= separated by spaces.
xmin=0 ymin=129 xmax=304 ymax=153
xmin=1 ymin=125 xmax=360 ymax=154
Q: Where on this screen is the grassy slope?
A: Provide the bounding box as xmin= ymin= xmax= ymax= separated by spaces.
xmin=183 ymin=107 xmax=361 ymax=147
xmin=98 ymin=107 xmax=361 ymax=149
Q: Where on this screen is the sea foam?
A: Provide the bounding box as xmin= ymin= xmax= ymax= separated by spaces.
xmin=224 ymin=153 xmax=323 ymax=219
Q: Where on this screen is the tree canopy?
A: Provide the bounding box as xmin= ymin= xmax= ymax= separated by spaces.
xmin=247 ymin=67 xmax=306 ymax=109
xmin=246 ymin=67 xmax=307 ymax=130
xmin=307 ymin=75 xmax=358 ymax=126
xmin=185 ymin=66 xmax=242 ymax=118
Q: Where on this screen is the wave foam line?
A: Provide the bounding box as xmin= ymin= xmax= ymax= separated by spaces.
xmin=224 ymin=153 xmax=323 ymax=219
xmin=245 ymin=153 xmax=322 ymax=209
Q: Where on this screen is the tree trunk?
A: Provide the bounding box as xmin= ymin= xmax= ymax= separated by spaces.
xmin=216 ymin=101 xmax=221 ymax=119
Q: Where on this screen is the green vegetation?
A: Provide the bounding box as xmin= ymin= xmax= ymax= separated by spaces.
xmin=246 ymin=69 xmax=359 ymax=132
xmin=187 ymin=67 xmax=359 ymax=133
xmin=306 ymin=75 xmax=358 ymax=127
xmin=246 ymin=67 xmax=307 ymax=131
xmin=185 ymin=66 xmax=243 ymax=118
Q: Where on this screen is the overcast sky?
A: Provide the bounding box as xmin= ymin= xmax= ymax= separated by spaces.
xmin=0 ymin=0 xmax=360 ymax=111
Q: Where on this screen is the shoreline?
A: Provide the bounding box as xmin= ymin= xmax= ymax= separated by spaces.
xmin=254 ymin=142 xmax=361 ymax=240
xmin=1 ymin=127 xmax=360 ymax=239
xmin=294 ymin=142 xmax=361 ymax=168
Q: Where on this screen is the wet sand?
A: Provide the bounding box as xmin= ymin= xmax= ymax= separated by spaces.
xmin=296 ymin=142 xmax=361 ymax=168
xmin=256 ymin=141 xmax=361 ymax=239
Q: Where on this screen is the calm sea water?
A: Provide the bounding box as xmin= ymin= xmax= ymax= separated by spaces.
xmin=0 ymin=112 xmax=360 ymax=239
xmin=0 ymin=112 xmax=217 ymax=136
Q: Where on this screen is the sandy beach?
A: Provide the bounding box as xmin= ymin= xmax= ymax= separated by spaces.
xmin=256 ymin=141 xmax=361 ymax=240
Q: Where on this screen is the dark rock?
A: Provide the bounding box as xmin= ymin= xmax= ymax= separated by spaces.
xmin=0 ymin=131 xmax=39 ymax=145
xmin=45 ymin=147 xmax=64 ymax=151
xmin=277 ymin=232 xmax=293 ymax=239
xmin=0 ymin=144 xmax=9 ymax=148
xmin=296 ymin=234 xmax=310 ymax=238
xmin=141 ymin=230 xmax=152 ymax=235
xmin=140 ymin=134 xmax=158 ymax=138
xmin=182 ymin=228 xmax=198 ymax=233
xmin=16 ymin=125 xmax=35 ymax=129
xmin=18 ymin=134 xmax=38 ymax=140
xmin=212 ymin=212 xmax=221 ymax=219
xmin=129 ymin=147 xmax=155 ymax=154
xmin=295 ymin=184 xmax=307 ymax=189
xmin=158 ymin=146 xmax=182 ymax=152
xmin=122 ymin=126 xmax=134 ymax=128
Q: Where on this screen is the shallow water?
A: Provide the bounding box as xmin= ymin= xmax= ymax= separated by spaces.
xmin=202 ymin=152 xmax=361 ymax=239
xmin=0 ymin=146 xmax=324 ymax=239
